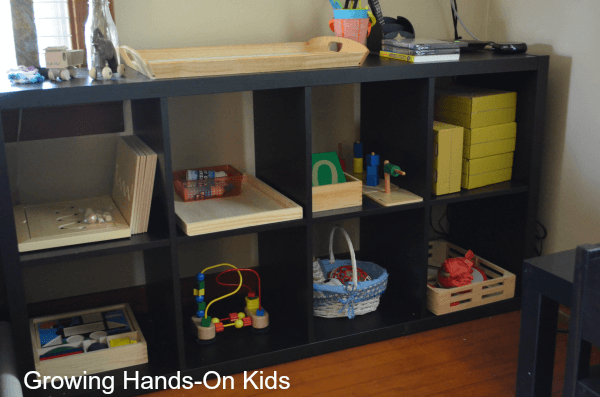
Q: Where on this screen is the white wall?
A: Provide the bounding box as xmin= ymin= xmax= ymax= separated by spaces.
xmin=486 ymin=0 xmax=600 ymax=253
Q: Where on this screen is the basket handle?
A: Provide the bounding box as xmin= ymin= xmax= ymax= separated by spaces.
xmin=328 ymin=226 xmax=358 ymax=288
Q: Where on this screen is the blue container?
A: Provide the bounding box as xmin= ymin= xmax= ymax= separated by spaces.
xmin=333 ymin=9 xmax=369 ymax=20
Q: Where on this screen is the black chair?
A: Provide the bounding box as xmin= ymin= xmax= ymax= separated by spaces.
xmin=563 ymin=243 xmax=600 ymax=396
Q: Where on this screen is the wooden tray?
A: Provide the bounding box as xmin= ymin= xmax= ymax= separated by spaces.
xmin=312 ymin=172 xmax=362 ymax=212
xmin=119 ymin=37 xmax=369 ymax=79
xmin=175 ymin=174 xmax=303 ymax=236
xmin=427 ymin=240 xmax=516 ymax=315
xmin=30 ymin=303 xmax=147 ymax=380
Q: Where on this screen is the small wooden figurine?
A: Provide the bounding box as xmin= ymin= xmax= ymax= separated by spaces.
xmin=44 ymin=47 xmax=85 ymax=81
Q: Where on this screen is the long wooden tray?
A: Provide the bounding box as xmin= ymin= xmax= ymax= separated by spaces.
xmin=174 ymin=174 xmax=303 ymax=236
xmin=119 ymin=37 xmax=369 ymax=79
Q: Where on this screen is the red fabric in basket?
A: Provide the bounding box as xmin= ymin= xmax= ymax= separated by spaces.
xmin=437 ymin=250 xmax=476 ymax=288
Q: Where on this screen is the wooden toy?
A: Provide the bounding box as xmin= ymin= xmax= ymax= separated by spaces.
xmin=353 ymin=142 xmax=363 ymax=173
xmin=365 ymin=152 xmax=380 ymax=187
xmin=13 ymin=136 xmax=156 ymax=252
xmin=191 ymin=264 xmax=269 ymax=342
xmin=356 ymin=157 xmax=422 ymax=207
xmin=44 ymin=47 xmax=85 ymax=81
xmin=29 ymin=304 xmax=147 ymax=381
xmin=119 ymin=37 xmax=369 ymax=80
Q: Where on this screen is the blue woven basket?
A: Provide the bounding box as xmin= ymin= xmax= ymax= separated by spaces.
xmin=313 ymin=226 xmax=388 ymax=319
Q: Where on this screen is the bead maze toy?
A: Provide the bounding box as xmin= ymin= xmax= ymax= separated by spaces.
xmin=191 ymin=264 xmax=269 ymax=342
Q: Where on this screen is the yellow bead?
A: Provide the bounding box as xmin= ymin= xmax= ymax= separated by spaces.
xmin=211 ymin=317 xmax=220 ymax=324
xmin=234 ymin=319 xmax=244 ymax=329
xmin=193 ymin=289 xmax=199 ymax=296
xmin=199 ymin=289 xmax=205 ymax=295
xmin=238 ymin=312 xmax=245 ymax=319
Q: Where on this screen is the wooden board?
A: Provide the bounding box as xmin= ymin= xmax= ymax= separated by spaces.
xmin=14 ymin=196 xmax=131 ymax=252
xmin=112 ymin=137 xmax=142 ymax=229
xmin=121 ymin=136 xmax=157 ymax=234
xmin=362 ymin=179 xmax=423 ymax=207
xmin=175 ymin=174 xmax=303 ymax=236
xmin=131 ymin=137 xmax=157 ymax=234
xmin=120 ymin=37 xmax=369 ymax=80
xmin=30 ymin=303 xmax=148 ymax=380
xmin=312 ymin=172 xmax=362 ymax=212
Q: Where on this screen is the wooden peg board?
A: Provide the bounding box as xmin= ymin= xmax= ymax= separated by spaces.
xmin=14 ymin=196 xmax=131 ymax=252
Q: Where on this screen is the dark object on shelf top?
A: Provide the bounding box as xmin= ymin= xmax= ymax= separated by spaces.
xmin=455 ymin=39 xmax=493 ymax=52
xmin=492 ymin=42 xmax=528 ymax=55
xmin=366 ymin=0 xmax=415 ymax=53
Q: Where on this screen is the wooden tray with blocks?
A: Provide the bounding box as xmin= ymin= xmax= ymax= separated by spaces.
xmin=119 ymin=37 xmax=369 ymax=79
xmin=29 ymin=303 xmax=148 ymax=380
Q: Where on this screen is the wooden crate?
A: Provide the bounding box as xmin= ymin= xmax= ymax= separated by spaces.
xmin=427 ymin=240 xmax=516 ymax=315
xmin=30 ymin=303 xmax=148 ymax=380
xmin=312 ymin=172 xmax=362 ymax=212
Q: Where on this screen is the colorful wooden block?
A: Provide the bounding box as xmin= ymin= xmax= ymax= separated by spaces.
xmin=366 ymin=153 xmax=380 ymax=166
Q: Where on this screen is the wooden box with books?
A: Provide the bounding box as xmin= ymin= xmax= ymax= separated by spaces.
xmin=30 ymin=303 xmax=148 ymax=380
xmin=13 ymin=136 xmax=156 ymax=252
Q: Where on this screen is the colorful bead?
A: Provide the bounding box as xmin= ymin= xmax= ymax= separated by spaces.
xmin=200 ymin=316 xmax=212 ymax=327
xmin=234 ymin=319 xmax=244 ymax=329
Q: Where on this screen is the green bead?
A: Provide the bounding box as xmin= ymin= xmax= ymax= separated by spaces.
xmin=198 ymin=301 xmax=206 ymax=310
xmin=198 ymin=280 xmax=205 ymax=289
xmin=384 ymin=163 xmax=401 ymax=176
xmin=201 ymin=316 xmax=212 ymax=327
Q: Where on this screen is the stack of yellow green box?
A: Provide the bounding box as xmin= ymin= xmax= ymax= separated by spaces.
xmin=434 ymin=86 xmax=517 ymax=189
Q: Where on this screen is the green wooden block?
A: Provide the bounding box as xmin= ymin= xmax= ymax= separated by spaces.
xmin=312 ymin=152 xmax=346 ymax=187
xmin=198 ymin=280 xmax=205 ymax=289
xmin=201 ymin=316 xmax=212 ymax=327
xmin=198 ymin=301 xmax=206 ymax=310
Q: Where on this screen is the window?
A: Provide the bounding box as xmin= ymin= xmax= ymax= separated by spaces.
xmin=0 ymin=0 xmax=17 ymax=71
xmin=33 ymin=0 xmax=72 ymax=67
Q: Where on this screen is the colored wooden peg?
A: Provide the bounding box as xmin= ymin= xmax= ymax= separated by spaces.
xmin=383 ymin=160 xmax=406 ymax=194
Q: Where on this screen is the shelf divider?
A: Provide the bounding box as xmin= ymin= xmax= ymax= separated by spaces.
xmin=131 ymin=97 xmax=186 ymax=370
xmin=0 ymin=113 xmax=35 ymax=377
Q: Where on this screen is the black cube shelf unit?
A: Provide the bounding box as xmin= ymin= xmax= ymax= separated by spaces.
xmin=0 ymin=51 xmax=548 ymax=396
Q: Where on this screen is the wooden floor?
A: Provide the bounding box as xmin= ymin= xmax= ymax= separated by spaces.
xmin=149 ymin=310 xmax=596 ymax=397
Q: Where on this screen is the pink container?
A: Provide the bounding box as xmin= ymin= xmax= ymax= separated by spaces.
xmin=329 ymin=18 xmax=371 ymax=46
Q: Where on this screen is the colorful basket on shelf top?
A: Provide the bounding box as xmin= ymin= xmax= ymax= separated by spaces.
xmin=313 ymin=226 xmax=388 ymax=319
